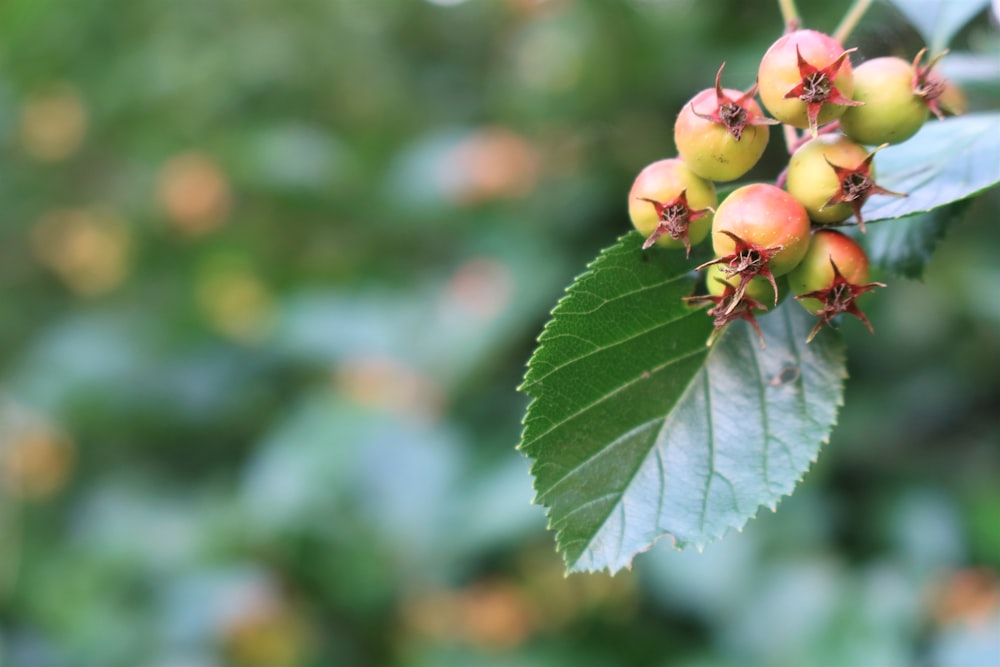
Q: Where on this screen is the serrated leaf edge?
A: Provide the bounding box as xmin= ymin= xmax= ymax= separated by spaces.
xmin=531 ymin=305 xmax=846 ymax=575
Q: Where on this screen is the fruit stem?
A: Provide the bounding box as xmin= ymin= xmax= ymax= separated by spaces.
xmin=783 ymin=123 xmax=799 ymax=155
xmin=832 ymin=0 xmax=873 ymax=44
xmin=777 ymin=0 xmax=800 ymax=29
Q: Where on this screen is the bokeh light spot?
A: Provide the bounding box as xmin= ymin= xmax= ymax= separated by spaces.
xmin=196 ymin=257 xmax=275 ymax=343
xmin=335 ymin=354 xmax=445 ymax=419
xmin=0 ymin=406 xmax=75 ymax=501
xmin=19 ymin=83 xmax=88 ymax=162
xmin=32 ymin=207 xmax=132 ymax=296
xmin=157 ymin=152 xmax=232 ymax=236
xmin=436 ymin=127 xmax=541 ymax=205
xmin=440 ymin=257 xmax=514 ymax=322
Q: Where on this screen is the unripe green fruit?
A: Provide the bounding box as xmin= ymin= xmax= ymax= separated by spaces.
xmin=786 ymin=134 xmax=871 ymax=224
xmin=789 ymin=229 xmax=870 ymax=314
xmin=711 ymin=183 xmax=811 ymax=277
xmin=628 ymin=158 xmax=717 ymax=250
xmin=675 ymin=87 xmax=770 ymax=182
xmin=840 ymin=57 xmax=929 ymax=145
xmin=757 ymin=29 xmax=856 ymax=130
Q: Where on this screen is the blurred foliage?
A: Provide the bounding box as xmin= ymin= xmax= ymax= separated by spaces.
xmin=0 ymin=0 xmax=997 ymax=666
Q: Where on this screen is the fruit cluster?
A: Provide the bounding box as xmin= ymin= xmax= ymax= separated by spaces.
xmin=628 ymin=28 xmax=959 ymax=346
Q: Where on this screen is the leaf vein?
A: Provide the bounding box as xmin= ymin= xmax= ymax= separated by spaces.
xmin=552 ymin=271 xmax=691 ymax=317
xmin=747 ymin=322 xmax=772 ymax=492
xmin=550 ymin=491 xmax=621 ymax=529
xmin=523 ymin=344 xmax=705 ymax=455
xmin=530 ymin=310 xmax=700 ymax=386
xmin=699 ymin=372 xmax=715 ymax=533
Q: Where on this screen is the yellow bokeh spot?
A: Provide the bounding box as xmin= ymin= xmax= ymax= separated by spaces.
xmin=32 ymin=207 xmax=132 ymax=296
xmin=0 ymin=416 xmax=75 ymax=501
xmin=334 ymin=355 xmax=445 ymax=419
xmin=196 ymin=258 xmax=274 ymax=343
xmin=401 ymin=579 xmax=539 ymax=651
xmin=218 ymin=586 xmax=309 ymax=667
xmin=19 ymin=84 xmax=88 ymax=162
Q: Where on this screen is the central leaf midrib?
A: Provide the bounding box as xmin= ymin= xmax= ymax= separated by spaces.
xmin=564 ymin=321 xmax=738 ymax=568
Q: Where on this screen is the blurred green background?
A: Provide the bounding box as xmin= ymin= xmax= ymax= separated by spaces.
xmin=0 ymin=1 xmax=998 ymax=665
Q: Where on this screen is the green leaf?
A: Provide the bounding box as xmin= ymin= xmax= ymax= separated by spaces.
xmin=519 ymin=233 xmax=847 ymax=573
xmin=889 ymin=0 xmax=990 ymax=52
xmin=864 ymin=113 xmax=1000 ymax=224
xmin=863 ymin=202 xmax=970 ymax=278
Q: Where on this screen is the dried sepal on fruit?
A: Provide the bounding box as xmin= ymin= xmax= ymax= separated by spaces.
xmin=819 ymin=145 xmax=905 ymax=232
xmin=692 ymin=63 xmax=779 ymax=141
xmin=934 ymin=76 xmax=967 ymax=117
xmin=796 ymin=259 xmax=885 ymax=342
xmin=911 ymin=48 xmax=951 ymax=120
xmin=628 ymin=158 xmax=717 ymax=255
xmin=697 ymin=230 xmax=783 ymax=310
xmin=758 ymin=30 xmax=861 ymax=136
xmin=636 ymin=190 xmax=715 ymax=253
xmin=675 ymin=63 xmax=778 ymax=182
xmin=787 ymin=135 xmax=906 ymax=231
xmin=789 ymin=229 xmax=886 ymax=342
xmin=701 ymin=183 xmax=810 ymax=305
xmin=784 ymin=45 xmax=862 ymax=135
xmin=684 ymin=266 xmax=770 ymax=349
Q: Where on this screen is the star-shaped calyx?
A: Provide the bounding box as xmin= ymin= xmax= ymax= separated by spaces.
xmin=696 ymin=231 xmax=782 ymax=311
xmin=692 ymin=63 xmax=778 ymax=141
xmin=639 ymin=190 xmax=714 ymax=255
xmin=795 ymin=257 xmax=886 ymax=343
xmin=684 ymin=278 xmax=769 ymax=349
xmin=911 ymin=48 xmax=950 ymax=119
xmin=820 ymin=144 xmax=906 ymax=233
xmin=784 ymin=46 xmax=862 ymax=136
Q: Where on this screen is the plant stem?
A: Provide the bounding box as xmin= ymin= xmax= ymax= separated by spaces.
xmin=783 ymin=124 xmax=799 ymax=155
xmin=833 ymin=0 xmax=873 ymax=44
xmin=777 ymin=0 xmax=800 ymax=29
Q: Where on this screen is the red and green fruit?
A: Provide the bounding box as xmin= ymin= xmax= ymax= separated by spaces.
xmin=710 ymin=183 xmax=811 ymax=277
xmin=757 ymin=29 xmax=859 ymax=133
xmin=788 ymin=228 xmax=885 ymax=341
xmin=628 ymin=158 xmax=717 ymax=253
xmin=674 ymin=64 xmax=776 ymax=182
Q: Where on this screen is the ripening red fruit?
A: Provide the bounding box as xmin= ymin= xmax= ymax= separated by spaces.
xmin=788 ymin=229 xmax=885 ymax=342
xmin=698 ymin=183 xmax=810 ymax=308
xmin=757 ymin=29 xmax=860 ymax=134
xmin=674 ymin=63 xmax=777 ymax=182
xmin=628 ymin=158 xmax=717 ymax=254
xmin=839 ymin=56 xmax=929 ymax=145
xmin=708 ymin=183 xmax=811 ymax=271
xmin=786 ymin=134 xmax=905 ymax=230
